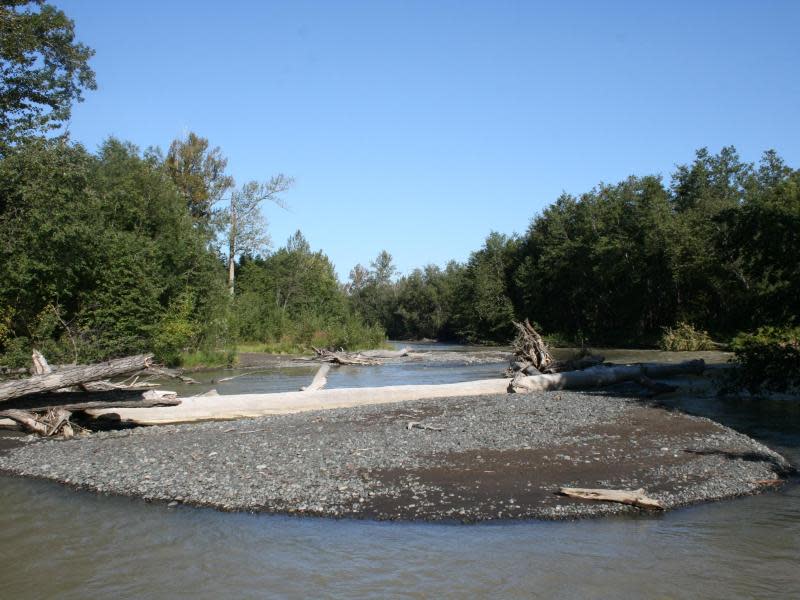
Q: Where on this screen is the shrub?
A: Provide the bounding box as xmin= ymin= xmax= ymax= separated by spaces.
xmin=152 ymin=292 xmax=199 ymax=365
xmin=659 ymin=322 xmax=715 ymax=351
xmin=730 ymin=326 xmax=800 ymax=393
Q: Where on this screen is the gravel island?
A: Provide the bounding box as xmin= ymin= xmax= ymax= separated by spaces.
xmin=0 ymin=391 xmax=792 ymax=521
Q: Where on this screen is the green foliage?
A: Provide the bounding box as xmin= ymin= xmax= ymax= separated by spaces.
xmin=659 ymin=322 xmax=715 ymax=351
xmin=178 ymin=348 xmax=236 ymax=370
xmin=730 ymin=327 xmax=800 ymax=393
xmin=231 ymin=232 xmax=385 ymax=353
xmin=165 ymin=131 xmax=233 ymax=222
xmin=0 ymin=1 xmax=96 ymax=151
xmin=351 ymin=147 xmax=800 ymax=348
xmin=0 ymin=137 xmax=229 ymax=365
xmin=152 ymin=291 xmax=199 ymax=365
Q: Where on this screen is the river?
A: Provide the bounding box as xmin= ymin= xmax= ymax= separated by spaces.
xmin=1 ymin=345 xmax=798 ymax=599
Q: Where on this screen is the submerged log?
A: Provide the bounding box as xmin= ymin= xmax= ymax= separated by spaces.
xmin=558 ymin=487 xmax=664 ymax=510
xmin=0 ymin=354 xmax=153 ymax=403
xmin=86 ymin=359 xmax=706 ymax=426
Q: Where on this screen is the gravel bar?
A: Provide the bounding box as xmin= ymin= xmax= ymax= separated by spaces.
xmin=0 ymin=391 xmax=793 ymax=522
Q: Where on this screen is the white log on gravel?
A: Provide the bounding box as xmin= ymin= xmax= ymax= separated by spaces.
xmin=85 ymin=359 xmax=706 ymax=426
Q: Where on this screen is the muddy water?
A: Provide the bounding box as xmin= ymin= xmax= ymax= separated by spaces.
xmin=1 ymin=346 xmax=798 ymax=599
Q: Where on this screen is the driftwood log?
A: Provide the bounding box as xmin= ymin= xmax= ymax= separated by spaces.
xmin=507 ymin=360 xmax=704 ymax=393
xmin=300 ymin=364 xmax=330 ymax=391
xmin=86 ymin=359 xmax=706 ymax=425
xmin=558 ymin=487 xmax=664 ymax=510
xmin=0 ymin=354 xmax=153 ymax=403
xmin=312 ymin=347 xmax=382 ymax=366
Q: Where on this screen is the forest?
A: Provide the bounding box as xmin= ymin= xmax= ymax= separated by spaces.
xmin=1 ymin=1 xmax=798 ymax=369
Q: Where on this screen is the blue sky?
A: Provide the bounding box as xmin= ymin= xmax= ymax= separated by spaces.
xmin=58 ymin=0 xmax=799 ymax=279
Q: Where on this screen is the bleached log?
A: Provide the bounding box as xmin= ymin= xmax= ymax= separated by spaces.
xmin=558 ymin=487 xmax=664 ymax=510
xmin=0 ymin=354 xmax=153 ymax=402
xmin=86 ymin=359 xmax=705 ymax=426
xmin=300 ymin=364 xmax=330 ymax=391
xmin=508 ymin=360 xmax=705 ymax=393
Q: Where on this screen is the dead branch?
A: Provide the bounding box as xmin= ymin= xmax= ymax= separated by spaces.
xmin=406 ymin=421 xmax=445 ymax=431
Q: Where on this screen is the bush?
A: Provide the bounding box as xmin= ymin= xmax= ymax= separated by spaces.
xmin=152 ymin=292 xmax=199 ymax=365
xmin=730 ymin=326 xmax=800 ymax=393
xmin=659 ymin=322 xmax=715 ymax=351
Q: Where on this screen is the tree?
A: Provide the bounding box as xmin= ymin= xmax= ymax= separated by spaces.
xmin=221 ymin=175 xmax=292 ymax=294
xmin=0 ymin=1 xmax=96 ymax=152
xmin=370 ymin=250 xmax=396 ymax=285
xmin=165 ymin=132 xmax=234 ymax=223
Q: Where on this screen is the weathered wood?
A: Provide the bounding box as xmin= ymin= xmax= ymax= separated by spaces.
xmin=406 ymin=421 xmax=445 ymax=431
xmin=300 ymin=364 xmax=330 ymax=391
xmin=0 ymin=397 xmax=179 ymax=415
xmin=312 ymin=347 xmax=382 ymax=365
xmin=0 ymin=354 xmax=153 ymax=402
xmin=1 ymin=408 xmax=74 ymax=438
xmin=87 ymin=359 xmax=706 ymax=426
xmin=558 ymin=487 xmax=664 ymax=510
xmin=508 ymin=360 xmax=705 ymax=393
xmin=511 ymin=320 xmax=554 ymax=373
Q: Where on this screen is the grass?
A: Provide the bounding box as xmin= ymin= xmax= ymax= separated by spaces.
xmin=178 ymin=348 xmax=236 ymax=369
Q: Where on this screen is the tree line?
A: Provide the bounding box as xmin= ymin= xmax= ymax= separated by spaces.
xmin=349 ymin=146 xmax=799 ymax=346
xmin=1 ymin=1 xmax=798 ymax=367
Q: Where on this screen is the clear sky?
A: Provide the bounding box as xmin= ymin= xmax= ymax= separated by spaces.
xmin=57 ymin=0 xmax=799 ymax=279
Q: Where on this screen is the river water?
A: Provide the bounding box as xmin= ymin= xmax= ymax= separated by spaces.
xmin=1 ymin=345 xmax=798 ymax=599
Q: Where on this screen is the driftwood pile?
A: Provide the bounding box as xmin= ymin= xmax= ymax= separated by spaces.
xmin=311 ymin=346 xmax=411 ymax=366
xmin=506 ymin=320 xmax=677 ymax=396
xmin=0 ymin=352 xmax=182 ymax=437
xmin=507 ymin=320 xmax=605 ymax=377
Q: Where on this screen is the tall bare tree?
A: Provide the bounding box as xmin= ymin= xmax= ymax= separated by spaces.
xmin=221 ymin=176 xmax=293 ymax=294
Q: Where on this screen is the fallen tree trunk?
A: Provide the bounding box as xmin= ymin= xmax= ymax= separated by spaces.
xmin=507 ymin=360 xmax=705 ymax=393
xmin=0 ymin=397 xmax=179 ymax=415
xmin=0 ymin=354 xmax=153 ymax=403
xmin=312 ymin=347 xmax=382 ymax=366
xmin=300 ymin=364 xmax=330 ymax=391
xmin=86 ymin=359 xmax=706 ymax=426
xmin=558 ymin=487 xmax=664 ymax=510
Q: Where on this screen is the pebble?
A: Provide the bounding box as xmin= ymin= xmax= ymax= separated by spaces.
xmin=0 ymin=391 xmax=791 ymax=522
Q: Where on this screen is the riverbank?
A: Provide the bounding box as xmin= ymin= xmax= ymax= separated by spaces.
xmin=0 ymin=390 xmax=791 ymax=522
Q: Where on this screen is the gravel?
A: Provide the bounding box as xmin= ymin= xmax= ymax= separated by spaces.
xmin=0 ymin=390 xmax=792 ymax=522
